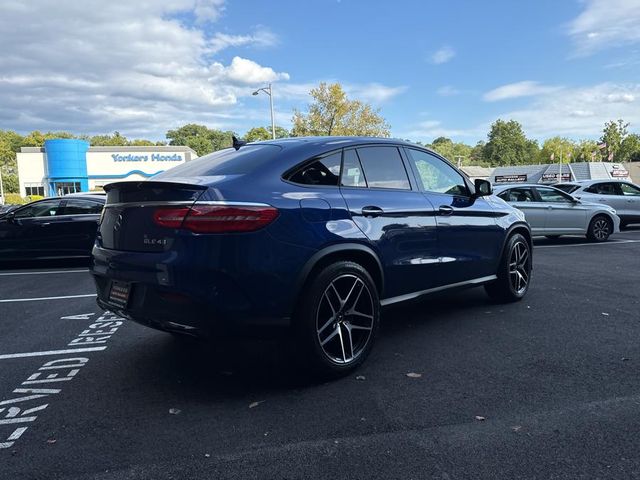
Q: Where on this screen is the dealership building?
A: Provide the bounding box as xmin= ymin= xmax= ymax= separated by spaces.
xmin=489 ymin=162 xmax=632 ymax=185
xmin=16 ymin=139 xmax=197 ymax=197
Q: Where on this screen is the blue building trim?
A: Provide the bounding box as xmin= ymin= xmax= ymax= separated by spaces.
xmin=88 ymin=170 xmax=165 ymax=179
xmin=44 ymin=139 xmax=90 ymax=196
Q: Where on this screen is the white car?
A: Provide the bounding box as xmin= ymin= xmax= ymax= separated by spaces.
xmin=493 ymin=184 xmax=620 ymax=242
xmin=555 ymin=180 xmax=640 ymax=229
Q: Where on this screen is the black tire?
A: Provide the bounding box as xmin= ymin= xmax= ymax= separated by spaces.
xmin=545 ymin=235 xmax=561 ymax=239
xmin=586 ymin=215 xmax=612 ymax=242
xmin=294 ymin=261 xmax=380 ymax=378
xmin=485 ymin=233 xmax=532 ymax=303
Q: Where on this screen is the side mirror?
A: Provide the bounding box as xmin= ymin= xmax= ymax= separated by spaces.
xmin=4 ymin=211 xmax=16 ymax=222
xmin=474 ymin=179 xmax=492 ymax=197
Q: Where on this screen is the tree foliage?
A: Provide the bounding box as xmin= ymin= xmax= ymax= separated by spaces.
xmin=600 ymin=119 xmax=629 ymax=161
xmin=165 ymin=123 xmax=235 ymax=156
xmin=245 ymin=126 xmax=289 ymax=142
xmin=482 ymin=119 xmax=539 ymax=166
xmin=540 ymin=137 xmax=575 ymax=163
xmin=425 ymin=137 xmax=473 ymax=165
xmin=291 ymin=83 xmax=390 ymax=137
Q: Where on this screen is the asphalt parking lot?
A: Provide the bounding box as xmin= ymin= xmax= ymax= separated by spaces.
xmin=2 ymin=230 xmax=640 ymax=480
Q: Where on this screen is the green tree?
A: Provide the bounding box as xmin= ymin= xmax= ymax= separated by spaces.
xmin=245 ymin=127 xmax=271 ymax=142
xmin=572 ymin=139 xmax=599 ymax=162
xmin=291 ymin=82 xmax=390 ymax=137
xmin=166 ymin=124 xmax=234 ymax=156
xmin=22 ymin=130 xmax=76 ymax=147
xmin=90 ymin=131 xmax=129 ymax=146
xmin=1 ymin=173 xmax=19 ymax=193
xmin=469 ymin=141 xmax=487 ymax=165
xmin=600 ymin=119 xmax=629 ymax=161
xmin=620 ymin=133 xmax=640 ymax=162
xmin=427 ymin=137 xmax=473 ymax=165
xmin=540 ymin=137 xmax=576 ymax=163
xmin=483 ymin=119 xmax=539 ymax=166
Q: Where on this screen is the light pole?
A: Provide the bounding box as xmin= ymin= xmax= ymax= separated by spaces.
xmin=252 ymin=83 xmax=275 ymax=140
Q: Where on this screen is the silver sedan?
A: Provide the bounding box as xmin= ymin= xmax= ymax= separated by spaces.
xmin=493 ymin=184 xmax=620 ymax=242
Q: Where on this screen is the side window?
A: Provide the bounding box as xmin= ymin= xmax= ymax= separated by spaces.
xmin=354 ymin=146 xmax=411 ymax=190
xmin=341 ymin=149 xmax=367 ymax=187
xmin=62 ymin=199 xmax=104 ymax=215
xmin=498 ymin=188 xmax=535 ymax=202
xmin=536 ymin=188 xmax=572 ymax=203
xmin=586 ymin=183 xmax=617 ymax=195
xmin=620 ymin=183 xmax=640 ymax=196
xmin=14 ymin=200 xmax=62 ymax=219
xmin=406 ymin=149 xmax=468 ymax=196
xmin=287 ymin=152 xmax=342 ymax=186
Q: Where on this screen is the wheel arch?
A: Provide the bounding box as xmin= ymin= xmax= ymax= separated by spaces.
xmin=497 ymin=222 xmax=532 ymax=268
xmin=292 ymin=243 xmax=384 ymax=316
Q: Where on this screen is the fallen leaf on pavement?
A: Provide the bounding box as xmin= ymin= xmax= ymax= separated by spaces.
xmin=602 ymin=312 xmax=610 ymax=316
xmin=46 ymin=439 xmax=57 ymax=444
xmin=169 ymin=408 xmax=181 ymax=415
xmin=406 ymin=372 xmax=422 ymax=378
xmin=249 ymin=401 xmax=265 ymax=409
xmin=475 ymin=415 xmax=486 ymax=421
xmin=511 ymin=425 xmax=522 ymax=432
xmin=355 ymin=375 xmax=366 ymax=381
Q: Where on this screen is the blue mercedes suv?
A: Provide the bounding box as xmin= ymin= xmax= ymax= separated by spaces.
xmin=91 ymin=137 xmax=532 ymax=375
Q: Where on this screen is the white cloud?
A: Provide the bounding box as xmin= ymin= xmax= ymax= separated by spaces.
xmin=430 ymin=46 xmax=455 ymax=64
xmin=210 ymin=27 xmax=278 ymax=53
xmin=569 ymin=0 xmax=640 ymax=55
xmin=401 ymin=83 xmax=640 ymax=143
xmin=344 ymin=83 xmax=407 ymax=104
xmin=500 ymin=83 xmax=640 ymax=137
xmin=215 ymin=57 xmax=290 ymax=85
xmin=483 ymin=81 xmax=560 ymax=102
xmin=436 ymin=85 xmax=460 ymax=97
xmin=0 ymin=0 xmax=290 ymax=138
xmin=400 ymin=120 xmax=486 ymax=142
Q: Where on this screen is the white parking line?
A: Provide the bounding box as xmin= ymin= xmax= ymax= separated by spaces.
xmin=0 ymin=269 xmax=89 ymax=276
xmin=0 ymin=346 xmax=107 ymax=360
xmin=536 ymin=239 xmax=640 ymax=249
xmin=0 ymin=294 xmax=97 ymax=303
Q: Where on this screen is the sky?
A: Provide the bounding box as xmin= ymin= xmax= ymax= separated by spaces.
xmin=1 ymin=0 xmax=640 ymax=144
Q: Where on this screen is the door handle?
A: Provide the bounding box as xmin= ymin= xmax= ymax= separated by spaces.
xmin=40 ymin=222 xmax=51 ymax=226
xmin=438 ymin=205 xmax=454 ymax=216
xmin=361 ymin=206 xmax=384 ymax=217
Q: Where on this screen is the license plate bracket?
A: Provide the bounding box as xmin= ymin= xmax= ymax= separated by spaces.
xmin=108 ymin=281 xmax=131 ymax=308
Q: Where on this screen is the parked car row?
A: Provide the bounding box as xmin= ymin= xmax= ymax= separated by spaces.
xmin=493 ymin=183 xmax=620 ymax=242
xmin=0 ymin=194 xmax=105 ymax=260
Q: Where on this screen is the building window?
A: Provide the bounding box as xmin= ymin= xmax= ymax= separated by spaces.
xmin=25 ymin=183 xmax=45 ymax=197
xmin=55 ymin=182 xmax=81 ymax=196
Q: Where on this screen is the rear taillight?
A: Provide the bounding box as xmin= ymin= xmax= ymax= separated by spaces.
xmin=153 ymin=204 xmax=279 ymax=233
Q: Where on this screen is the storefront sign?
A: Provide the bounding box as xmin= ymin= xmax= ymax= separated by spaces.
xmin=495 ymin=174 xmax=527 ymax=183
xmin=611 ymin=166 xmax=629 ymax=177
xmin=541 ymin=173 xmax=571 ymax=182
xmin=111 ymin=153 xmax=183 ymax=162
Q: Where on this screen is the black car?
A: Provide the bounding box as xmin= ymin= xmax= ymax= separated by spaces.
xmin=0 ymin=195 xmax=105 ymax=260
xmin=0 ymin=204 xmax=19 ymax=215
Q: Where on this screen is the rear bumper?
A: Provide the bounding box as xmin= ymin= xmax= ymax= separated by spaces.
xmin=90 ymin=241 xmax=310 ymax=337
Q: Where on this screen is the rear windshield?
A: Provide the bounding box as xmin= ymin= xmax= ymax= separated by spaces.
xmin=554 ymin=184 xmax=579 ymax=194
xmin=153 ymin=145 xmax=282 ymax=178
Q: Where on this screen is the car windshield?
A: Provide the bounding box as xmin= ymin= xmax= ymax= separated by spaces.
xmin=153 ymin=145 xmax=282 ymax=178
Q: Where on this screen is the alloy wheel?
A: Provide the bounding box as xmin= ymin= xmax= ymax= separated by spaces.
xmin=316 ymin=274 xmax=375 ymax=364
xmin=508 ymin=241 xmax=530 ymax=295
xmin=592 ymin=218 xmax=610 ymax=240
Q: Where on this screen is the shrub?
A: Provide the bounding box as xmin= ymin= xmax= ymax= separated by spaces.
xmin=3 ymin=193 xmax=26 ymax=205
xmin=26 ymin=195 xmax=44 ymax=202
